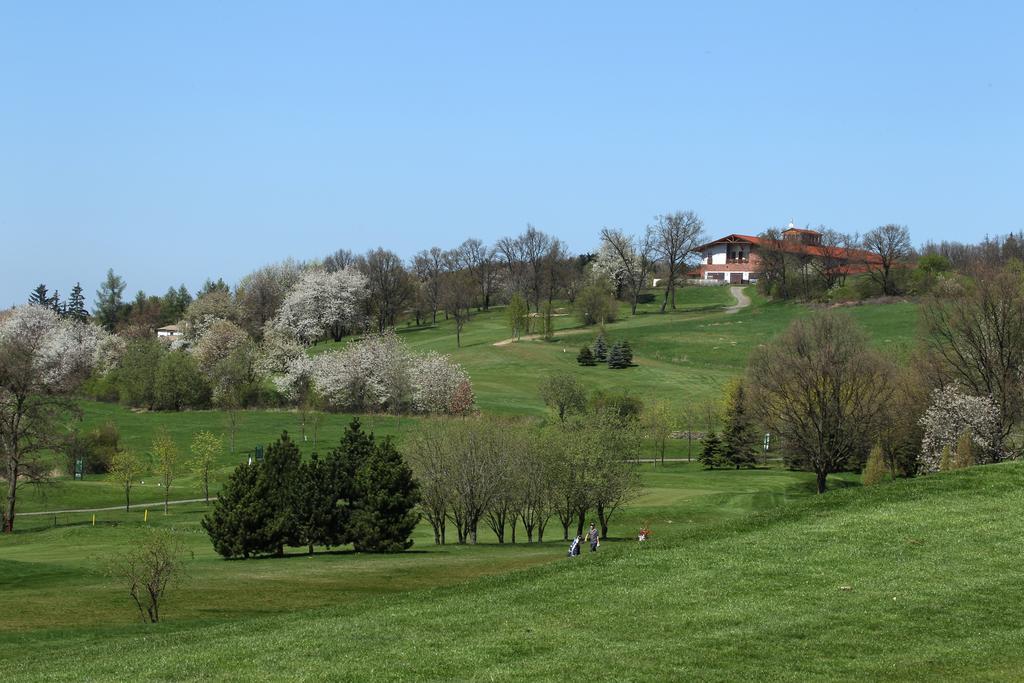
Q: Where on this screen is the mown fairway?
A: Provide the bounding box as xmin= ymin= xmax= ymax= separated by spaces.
xmin=1 ymin=287 xmax=930 ymax=681
xmin=4 ymin=463 xmax=1020 ymax=681
xmin=0 ymin=462 xmax=838 ymax=632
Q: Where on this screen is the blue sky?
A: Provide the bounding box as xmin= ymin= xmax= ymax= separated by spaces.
xmin=2 ymin=1 xmax=1021 ymax=306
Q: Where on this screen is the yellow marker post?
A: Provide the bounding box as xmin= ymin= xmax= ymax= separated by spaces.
xmin=92 ymin=514 xmax=95 ymax=526
xmin=144 ymin=508 xmax=149 ymax=523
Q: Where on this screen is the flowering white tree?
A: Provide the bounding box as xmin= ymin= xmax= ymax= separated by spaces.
xmin=919 ymin=384 xmax=1004 ymax=473
xmin=272 ymin=268 xmax=368 ymax=344
xmin=309 ymin=331 xmax=472 ymax=415
xmin=1 ymin=306 xmax=107 ymax=532
xmin=412 ymin=352 xmax=472 ymax=414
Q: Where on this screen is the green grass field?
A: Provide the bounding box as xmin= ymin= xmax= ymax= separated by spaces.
xmin=3 ymin=462 xmax=1019 ymax=681
xmin=1 ymin=286 xmax=937 ymax=680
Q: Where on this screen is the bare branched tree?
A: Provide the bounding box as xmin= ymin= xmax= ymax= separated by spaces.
xmin=651 ymin=211 xmax=705 ymax=311
xmin=109 ymin=529 xmax=187 ymax=623
xmin=600 ymin=227 xmax=657 ymax=315
xmin=862 ymin=224 xmax=912 ymax=295
xmin=749 ymin=312 xmax=894 ymax=493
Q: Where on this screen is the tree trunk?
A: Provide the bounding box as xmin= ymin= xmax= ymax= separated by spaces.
xmin=816 ymin=470 xmax=828 ymax=494
xmin=4 ymin=460 xmax=18 ymax=533
xmin=125 ymin=485 xmax=131 ymax=512
xmin=597 ymin=503 xmax=610 ymax=539
xmin=510 ymin=521 xmax=516 ymax=544
xmin=575 ymin=509 xmax=586 ymax=538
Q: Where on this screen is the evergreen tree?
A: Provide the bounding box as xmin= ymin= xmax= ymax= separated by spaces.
xmin=202 ymin=461 xmax=275 ymax=559
xmin=67 ymin=283 xmax=88 ymax=322
xmin=95 ymin=268 xmax=127 ymax=331
xmin=259 ymin=432 xmax=303 ymax=556
xmin=720 ymin=380 xmax=758 ymax=468
xmin=862 ymin=444 xmax=888 ymax=486
xmin=29 ymin=284 xmax=48 ymax=306
xmin=620 ymin=340 xmax=634 ymax=366
xmin=576 ymin=346 xmax=596 ymax=366
xmin=593 ymin=334 xmax=608 ymax=362
xmin=607 ymin=341 xmax=627 ymax=369
xmin=294 ymin=453 xmax=345 ymax=554
xmin=348 ymin=437 xmax=420 ymax=552
xmin=699 ymin=431 xmax=724 ymax=469
xmin=49 ymin=290 xmax=63 ymax=315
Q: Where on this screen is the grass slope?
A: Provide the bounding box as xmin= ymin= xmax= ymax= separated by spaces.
xmin=4 ymin=464 xmax=1020 ymax=681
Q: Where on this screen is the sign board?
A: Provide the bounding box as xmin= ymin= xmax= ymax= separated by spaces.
xmin=74 ymin=457 xmax=84 ymax=480
xmin=255 ymin=445 xmax=265 ymax=462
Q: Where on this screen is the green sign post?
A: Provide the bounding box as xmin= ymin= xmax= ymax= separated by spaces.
xmin=74 ymin=457 xmax=84 ymax=480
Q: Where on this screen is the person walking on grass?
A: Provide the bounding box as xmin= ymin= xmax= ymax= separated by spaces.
xmin=587 ymin=522 xmax=600 ymax=552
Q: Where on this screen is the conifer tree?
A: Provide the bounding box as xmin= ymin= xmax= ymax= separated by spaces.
xmin=608 ymin=341 xmax=628 ymax=369
xmin=593 ymin=334 xmax=608 ymax=362
xmin=862 ymin=444 xmax=888 ymax=486
xmin=620 ymin=340 xmax=634 ymax=366
xmin=720 ymin=380 xmax=758 ymax=468
xmin=259 ymin=432 xmax=302 ymax=556
xmin=576 ymin=346 xmax=596 ymax=366
xmin=348 ymin=437 xmax=420 ymax=552
xmin=699 ymin=431 xmax=724 ymax=469
xmin=95 ymin=268 xmax=127 ymax=331
xmin=67 ymin=283 xmax=88 ymax=321
xmin=29 ymin=284 xmax=48 ymax=306
xmin=202 ymin=461 xmax=275 ymax=559
xmin=294 ymin=453 xmax=344 ymax=554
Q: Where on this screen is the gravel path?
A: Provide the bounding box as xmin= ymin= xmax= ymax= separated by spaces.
xmin=725 ymin=286 xmax=751 ymax=314
xmin=19 ymin=497 xmax=214 ymax=516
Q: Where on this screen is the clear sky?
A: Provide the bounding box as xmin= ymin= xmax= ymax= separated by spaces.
xmin=2 ymin=1 xmax=1021 ymax=306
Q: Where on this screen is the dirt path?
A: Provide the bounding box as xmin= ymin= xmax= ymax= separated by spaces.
xmin=19 ymin=497 xmax=215 ymax=516
xmin=724 ymin=286 xmax=751 ymax=314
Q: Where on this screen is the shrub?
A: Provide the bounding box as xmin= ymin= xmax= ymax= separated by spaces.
xmin=608 ymin=342 xmax=628 ymax=369
xmin=862 ymin=445 xmax=888 ymax=485
xmin=154 ymin=351 xmax=211 ymax=410
xmin=575 ymin=284 xmax=617 ymax=326
xmin=955 ymin=430 xmax=976 ymax=469
xmin=593 ymin=334 xmax=608 ymax=362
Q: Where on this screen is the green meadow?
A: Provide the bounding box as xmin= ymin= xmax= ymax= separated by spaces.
xmin=2 ymin=285 xmax=943 ymax=681
xmin=4 ymin=462 xmax=1020 ymax=681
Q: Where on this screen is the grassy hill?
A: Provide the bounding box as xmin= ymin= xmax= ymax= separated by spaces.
xmin=315 ymin=286 xmax=921 ymax=415
xmin=9 ymin=286 xmax=919 ymax=514
xmin=3 ymin=462 xmax=1020 ymax=681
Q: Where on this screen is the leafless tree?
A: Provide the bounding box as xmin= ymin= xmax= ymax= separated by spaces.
xmin=651 ymin=211 xmax=705 ymax=311
xmin=749 ymin=311 xmax=894 ymax=493
xmin=441 ymin=270 xmax=476 ymax=348
xmin=600 ymin=227 xmax=657 ymax=314
xmin=453 ymin=238 xmax=498 ymax=310
xmin=322 ymin=248 xmax=358 ymax=272
xmin=921 ymin=267 xmax=1024 ymax=440
xmin=412 ymin=247 xmax=449 ymax=324
xmin=109 ymin=529 xmax=187 ymax=623
xmin=862 ymin=224 xmax=912 ymax=295
xmin=809 ymin=228 xmax=849 ymax=290
xmin=361 ymin=248 xmax=414 ymax=332
xmin=1 ymin=307 xmax=100 ymax=532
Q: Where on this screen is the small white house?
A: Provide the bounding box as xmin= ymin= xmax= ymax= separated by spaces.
xmin=156 ymin=324 xmax=182 ymax=339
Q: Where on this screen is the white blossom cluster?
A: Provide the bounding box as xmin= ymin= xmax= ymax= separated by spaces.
xmin=919 ymin=384 xmax=1003 ymax=472
xmin=305 ymin=331 xmax=472 ymax=415
xmin=272 ymin=268 xmax=368 ymax=344
xmin=0 ymin=305 xmax=108 ymax=389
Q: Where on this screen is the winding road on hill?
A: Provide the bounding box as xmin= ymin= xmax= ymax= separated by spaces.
xmin=492 ymin=285 xmax=752 ymax=346
xmin=724 ymin=286 xmax=751 ymax=314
